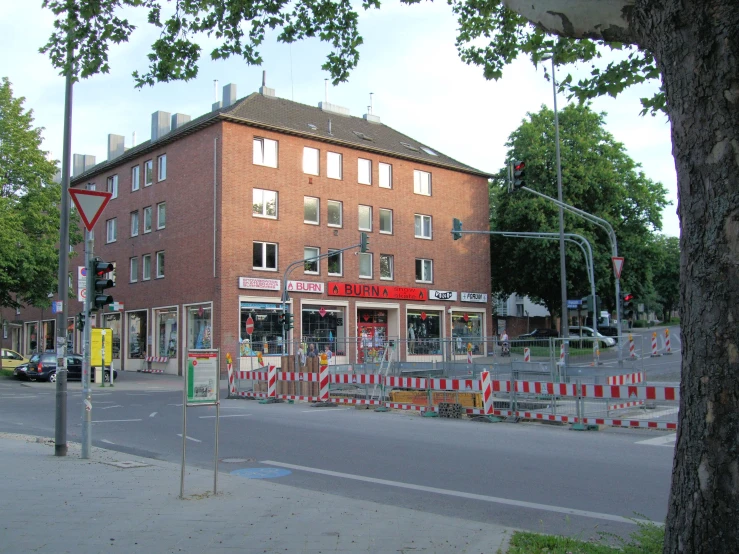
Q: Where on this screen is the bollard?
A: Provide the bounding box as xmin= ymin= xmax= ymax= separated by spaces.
xmin=650 ymin=332 xmax=661 ymax=357
xmin=629 ymin=334 xmax=636 ymax=359
xmin=523 ymin=348 xmax=530 ymax=363
xmin=664 ymin=329 xmax=673 ymax=355
xmin=259 ymin=364 xmax=280 ymax=404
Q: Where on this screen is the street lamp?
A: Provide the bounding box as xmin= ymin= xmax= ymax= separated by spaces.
xmin=551 ymin=54 xmax=568 ymax=344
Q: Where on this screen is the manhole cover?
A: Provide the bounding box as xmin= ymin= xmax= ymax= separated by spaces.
xmin=221 ymin=457 xmax=256 ymax=463
xmin=230 ymin=468 xmax=292 ymax=479
xmin=104 ymin=461 xmax=150 ymax=469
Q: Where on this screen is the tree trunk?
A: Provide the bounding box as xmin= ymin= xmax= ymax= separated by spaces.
xmin=630 ymin=2 xmax=739 ymax=552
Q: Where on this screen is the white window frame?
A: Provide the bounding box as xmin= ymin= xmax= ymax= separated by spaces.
xmin=253 ymin=137 xmax=278 ymax=168
xmin=156 ymin=251 xmax=165 ymax=278
xmin=328 ymin=249 xmax=343 ymax=276
xmin=414 ymin=214 xmax=433 ymax=239
xmin=379 ymin=162 xmax=392 ymax=189
xmin=358 ymin=205 xmax=372 ymax=232
xmin=131 ymin=165 xmax=140 ymax=191
xmin=157 ymin=154 xmax=167 ymax=181
xmin=253 ymin=241 xmax=278 ymax=271
xmin=380 ymin=254 xmax=394 ymax=281
xmin=143 ymin=206 xmax=152 ymax=233
xmin=303 ymin=147 xmax=320 ymax=176
xmin=106 ymin=218 xmax=117 ymax=243
xmin=157 ymin=202 xmax=166 ymax=230
xmin=414 ymin=169 xmax=432 ymax=196
xmin=379 ymin=208 xmax=393 ymax=234
xmin=144 ymin=160 xmax=153 ymax=186
xmin=252 ymin=188 xmax=278 ymax=219
xmin=358 ymin=158 xmax=372 ymax=185
xmin=129 ymin=257 xmax=138 ymax=283
xmin=327 ymin=200 xmax=343 ymax=228
xmin=304 ymin=247 xmax=320 ymax=275
xmin=130 ymin=211 xmax=139 ymax=237
xmin=327 ymin=152 xmax=343 ymax=180
xmin=142 ymin=254 xmax=152 ymax=281
xmin=415 ymin=258 xmax=433 ymax=283
xmin=106 ymin=175 xmax=118 ymax=199
xmin=304 ymin=196 xmax=320 ymax=225
xmin=358 ymin=252 xmax=373 ymax=279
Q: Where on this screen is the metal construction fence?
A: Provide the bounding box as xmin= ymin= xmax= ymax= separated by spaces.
xmin=225 ymin=334 xmax=679 ymax=430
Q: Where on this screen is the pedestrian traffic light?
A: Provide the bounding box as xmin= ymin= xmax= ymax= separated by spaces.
xmin=513 ymin=160 xmax=526 ymax=189
xmin=622 ymin=292 xmax=635 ymax=320
xmin=452 ymin=218 xmax=463 ymax=240
xmin=92 ymin=257 xmax=114 ymax=310
xmin=360 ymin=232 xmax=369 ymax=253
xmin=278 ymin=313 xmax=285 ymax=328
xmin=284 ymin=313 xmax=294 ymax=331
xmin=75 ymin=312 xmax=85 ymax=331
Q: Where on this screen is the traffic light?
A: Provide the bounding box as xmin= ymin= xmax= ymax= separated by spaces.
xmin=75 ymin=312 xmax=85 ymax=331
xmin=360 ymin=232 xmax=369 ymax=253
xmin=284 ymin=313 xmax=294 ymax=331
xmin=622 ymin=292 xmax=635 ymax=320
xmin=92 ymin=257 xmax=114 ymax=310
xmin=513 ymin=160 xmax=526 ymax=189
xmin=278 ymin=313 xmax=285 ymax=328
xmin=452 ymin=218 xmax=463 ymax=240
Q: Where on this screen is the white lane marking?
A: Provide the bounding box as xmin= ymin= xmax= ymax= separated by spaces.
xmin=261 ymin=460 xmax=658 ymax=526
xmin=0 ymin=395 xmax=40 ymax=398
xmin=149 ymin=412 xmax=158 ymax=418
xmin=199 ymin=414 xmax=252 ymax=419
xmin=101 ymin=405 xmax=124 ymax=410
xmin=126 ymin=393 xmax=154 ymax=396
xmin=300 ymin=408 xmax=351 ymax=413
xmin=101 ymin=439 xmax=115 ymax=445
xmin=168 ymin=403 xmax=183 ymax=407
xmin=92 ymin=419 xmax=143 ymax=423
xmin=177 ymin=434 xmax=201 ymax=443
xmin=636 ymin=434 xmax=676 ymax=446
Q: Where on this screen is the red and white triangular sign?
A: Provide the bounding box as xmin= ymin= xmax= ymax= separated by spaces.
xmin=69 ymin=189 xmax=113 ymax=232
xmin=612 ymin=256 xmax=625 ymax=279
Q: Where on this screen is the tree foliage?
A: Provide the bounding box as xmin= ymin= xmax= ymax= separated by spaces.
xmin=490 ymin=104 xmax=668 ymax=320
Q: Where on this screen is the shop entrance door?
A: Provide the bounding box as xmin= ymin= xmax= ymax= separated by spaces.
xmin=357 ymin=309 xmax=387 ymax=364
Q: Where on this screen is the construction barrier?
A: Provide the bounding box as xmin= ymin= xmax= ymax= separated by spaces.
xmin=664 ymin=329 xmax=673 ymax=354
xmin=523 ymin=348 xmax=530 ymax=363
xmin=651 ymin=332 xmax=661 ymax=357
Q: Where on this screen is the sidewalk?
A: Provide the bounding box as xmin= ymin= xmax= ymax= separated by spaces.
xmin=0 ymin=433 xmax=513 ymax=553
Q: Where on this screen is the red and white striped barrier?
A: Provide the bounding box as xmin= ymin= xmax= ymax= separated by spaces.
xmin=331 ymin=374 xmax=382 ymax=385
xmin=227 ymin=363 xmax=236 ymax=396
xmin=664 ymin=329 xmax=673 ymax=354
xmin=146 ymin=356 xmax=169 ymax=363
xmin=236 ymin=371 xmax=270 ymax=380
xmin=523 ymin=348 xmax=530 ymax=363
xmin=651 ymin=332 xmax=661 ymax=357
xmin=607 ymin=372 xmax=644 ymax=385
xmin=267 ymin=365 xmax=277 ymax=398
xmin=629 ymin=335 xmax=636 ymax=358
xmin=513 ymin=381 xmax=578 ymax=396
xmin=559 ymin=342 xmax=565 ymax=364
xmin=319 ymin=364 xmax=329 ymax=402
xmin=330 ymin=397 xmax=385 ymax=406
xmin=385 ymin=376 xmax=482 ymax=392
xmin=461 ymin=409 xmax=678 ymax=430
xmin=608 ymin=400 xmax=645 ymax=411
xmin=278 ymin=371 xmax=320 ymax=382
xmin=139 ymin=368 xmax=164 ymax=374
xmin=580 ymin=384 xmax=679 ymax=401
xmin=481 ymin=370 xmax=494 ymax=415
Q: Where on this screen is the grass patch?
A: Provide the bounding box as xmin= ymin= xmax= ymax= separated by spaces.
xmin=0 ymin=368 xmax=14 ymax=379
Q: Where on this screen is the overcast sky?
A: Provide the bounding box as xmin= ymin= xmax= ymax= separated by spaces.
xmin=2 ymin=1 xmax=679 ymax=239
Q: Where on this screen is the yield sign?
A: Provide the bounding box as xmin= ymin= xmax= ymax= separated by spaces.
xmin=612 ymin=256 xmax=625 ymax=279
xmin=69 ymin=189 xmax=113 ymax=231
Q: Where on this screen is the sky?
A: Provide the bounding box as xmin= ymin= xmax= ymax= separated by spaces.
xmin=1 ymin=1 xmax=679 ymax=238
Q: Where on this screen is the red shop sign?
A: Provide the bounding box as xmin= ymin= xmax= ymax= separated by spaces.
xmin=327 ymin=282 xmax=427 ymax=301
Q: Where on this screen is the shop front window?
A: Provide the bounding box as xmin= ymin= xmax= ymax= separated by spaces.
xmin=103 ymin=313 xmax=122 ymax=360
xmin=407 ymin=310 xmax=441 ymax=355
xmin=188 ymin=305 xmax=212 ymax=350
xmin=127 ymin=311 xmax=148 ymax=358
xmin=42 ymin=320 xmax=55 ymax=352
xmin=239 ymin=302 xmax=284 ymax=356
xmin=301 ymin=306 xmax=346 ymax=355
xmin=452 ymin=313 xmax=483 ymax=354
xmin=26 ymin=322 xmax=38 ymax=355
xmin=156 ymin=308 xmax=178 ymax=358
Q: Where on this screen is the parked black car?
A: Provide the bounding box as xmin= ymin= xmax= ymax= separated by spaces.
xmin=510 ymin=328 xmax=559 ymax=348
xmin=20 ymin=352 xmax=117 ymax=383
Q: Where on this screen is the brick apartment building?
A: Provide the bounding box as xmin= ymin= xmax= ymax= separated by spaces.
xmin=1 ymin=82 xmax=491 ymax=375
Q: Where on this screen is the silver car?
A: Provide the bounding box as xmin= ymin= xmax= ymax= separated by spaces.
xmin=568 ymin=326 xmax=617 ymax=348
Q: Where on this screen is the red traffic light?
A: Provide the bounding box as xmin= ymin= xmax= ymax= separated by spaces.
xmin=623 ymin=293 xmax=634 ymax=302
xmin=514 ymin=161 xmax=526 ymax=172
xmin=94 ymin=259 xmax=114 ymax=276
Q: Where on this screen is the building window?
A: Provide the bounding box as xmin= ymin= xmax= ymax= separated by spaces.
xmin=253 ymin=241 xmax=277 ymax=271
xmin=304 ymin=196 xmax=319 ymax=225
xmin=106 ymin=175 xmax=118 ymax=199
xmin=127 ymin=310 xmax=148 ymax=358
xmin=301 ymin=305 xmax=346 ymax=355
xmin=415 ymin=258 xmax=433 ymax=283
xmin=328 ymin=249 xmax=343 ymax=276
xmin=379 ymin=162 xmax=392 ymax=189
xmin=156 ymin=251 xmax=165 ymax=278
xmin=327 ymin=152 xmax=342 ymax=180
xmin=143 ymin=206 xmax=152 ymax=233
xmin=130 ymin=211 xmax=139 ymax=237
xmin=358 ymin=158 xmax=372 ymax=185
xmin=379 ymin=208 xmax=393 ymax=234
xmin=130 ymin=257 xmax=138 ymax=283
xmin=157 ymin=154 xmax=167 ymax=181
xmin=408 ymin=310 xmax=442 ymax=354
xmin=131 ymin=165 xmax=140 ymax=191
xmin=303 ymin=147 xmax=319 ymax=175
xmin=358 ymin=205 xmax=372 ymax=231
xmin=157 ymin=202 xmax=166 ymax=229
xmin=253 ymin=137 xmax=278 ymax=167
xmin=359 ymin=253 xmax=373 ymax=279
xmin=452 ymin=312 xmax=483 ymax=354
xmin=414 ymin=169 xmax=431 ymax=196
xmin=414 ymin=214 xmax=432 ymax=239
xmin=102 ymin=313 xmax=121 ymax=360
xmin=155 ymin=308 xmax=178 ymax=358
xmin=253 ymin=189 xmax=277 ymax=218
xmin=189 ymin=305 xmax=212 ymax=350
xmin=142 ymin=254 xmax=151 ymax=281
xmin=304 ymin=246 xmax=319 ymax=275
xmin=106 ymin=218 xmax=117 ymax=243
xmin=144 ymin=160 xmax=153 ymax=186
xmin=239 ymin=302 xmax=283 ymax=356
xmin=380 ymin=254 xmax=394 ymax=280
xmin=327 ymin=200 xmax=342 ymax=227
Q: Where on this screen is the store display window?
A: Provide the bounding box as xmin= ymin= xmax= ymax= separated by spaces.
xmin=155 ymin=308 xmax=178 ymax=358
xmin=406 ymin=310 xmax=441 ymax=355
xmin=452 ymin=312 xmax=483 ymax=354
xmin=25 ymin=322 xmax=38 ymax=355
xmin=127 ymin=311 xmax=148 ymax=358
xmin=188 ymin=305 xmax=212 ymax=350
xmin=239 ymin=302 xmax=284 ymax=356
xmin=41 ymin=320 xmax=55 ymax=352
xmin=301 ymin=306 xmax=346 ymax=355
xmin=103 ymin=313 xmax=122 ymax=359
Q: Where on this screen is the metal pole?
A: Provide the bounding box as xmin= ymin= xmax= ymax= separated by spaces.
xmin=214 ymin=350 xmax=220 ymax=495
xmin=81 ymin=232 xmax=93 ymax=458
xmin=54 ymin=48 xmax=74 ymax=458
xmin=552 ymin=57 xmax=568 ymax=356
xmin=180 ymin=360 xmax=187 ymax=499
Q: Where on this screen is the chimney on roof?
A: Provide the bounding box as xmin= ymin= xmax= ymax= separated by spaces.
xmin=151 ymin=110 xmax=171 ymax=141
xmin=222 ymin=83 xmax=237 ymax=107
xmin=107 ymin=134 xmax=125 ymax=160
xmin=72 ymin=154 xmax=97 ymax=177
xmin=171 ymin=113 xmax=191 ymax=130
xmin=363 ymin=92 xmax=380 ymax=123
xmin=259 ymin=70 xmax=275 ymax=97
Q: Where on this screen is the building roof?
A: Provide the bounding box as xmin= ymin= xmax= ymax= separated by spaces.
xmin=72 ymin=91 xmax=492 ymax=184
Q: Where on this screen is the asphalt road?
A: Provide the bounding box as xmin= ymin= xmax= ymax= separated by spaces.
xmin=0 ymin=364 xmax=677 ymax=542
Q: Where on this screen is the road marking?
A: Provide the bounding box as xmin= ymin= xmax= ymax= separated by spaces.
xmin=92 ymin=419 xmax=142 ymax=423
xmin=300 ymin=408 xmax=351 ymax=413
xmin=177 ymin=434 xmax=201 ymax=443
xmin=261 ymin=460 xmax=658 ymax=526
xmin=168 ymin=403 xmax=183 ymax=407
xmin=636 ymin=434 xmax=676 ymax=446
xmin=101 ymin=439 xmax=115 ymax=445
xmin=126 ymin=393 xmax=154 ymax=396
xmin=199 ymin=414 xmax=252 ymax=419
xmin=101 ymin=405 xmax=124 ymax=410
xmin=0 ymin=395 xmax=39 ymax=399
xmin=149 ymin=412 xmax=157 ymax=418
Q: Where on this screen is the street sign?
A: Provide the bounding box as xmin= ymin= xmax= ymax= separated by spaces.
xmin=69 ymin=189 xmax=113 ymax=232
xmin=612 ymin=256 xmax=625 ymax=279
xmin=77 ymin=266 xmax=87 ymax=302
xmin=245 ymin=316 xmax=254 ymax=335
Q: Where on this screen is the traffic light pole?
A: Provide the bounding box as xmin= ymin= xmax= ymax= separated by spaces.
xmin=81 ymin=231 xmax=93 ymax=459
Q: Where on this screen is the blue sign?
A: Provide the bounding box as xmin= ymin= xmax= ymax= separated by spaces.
xmin=567 ymin=299 xmax=582 ymax=309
